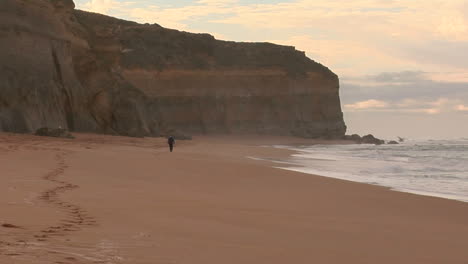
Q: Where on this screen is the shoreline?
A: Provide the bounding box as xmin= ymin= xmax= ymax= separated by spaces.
xmin=269 ymin=142 xmax=468 ymax=204
xmin=1 ymin=132 xmax=468 ymax=263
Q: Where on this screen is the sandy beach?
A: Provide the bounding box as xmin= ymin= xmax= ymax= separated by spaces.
xmin=1 ymin=133 xmax=468 ymax=264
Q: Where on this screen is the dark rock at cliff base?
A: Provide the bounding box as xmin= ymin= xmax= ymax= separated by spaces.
xmin=35 ymin=127 xmax=74 ymax=139
xmin=361 ymin=134 xmax=385 ymax=145
xmin=0 ymin=0 xmax=346 ymax=138
xmin=387 ymin=140 xmax=399 ymax=145
xmin=343 ymin=134 xmax=362 ymax=142
xmin=343 ymin=134 xmax=385 ymax=145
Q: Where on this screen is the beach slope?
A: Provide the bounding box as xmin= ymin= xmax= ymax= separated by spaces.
xmin=1 ymin=133 xmax=467 ymax=263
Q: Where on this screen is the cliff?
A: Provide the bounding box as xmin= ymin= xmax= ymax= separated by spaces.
xmin=0 ymin=0 xmax=346 ymax=138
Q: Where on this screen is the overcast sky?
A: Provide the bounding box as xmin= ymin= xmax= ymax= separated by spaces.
xmin=75 ymin=0 xmax=468 ymax=139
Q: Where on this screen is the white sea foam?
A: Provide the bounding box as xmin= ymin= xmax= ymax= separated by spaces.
xmin=273 ymin=139 xmax=468 ymax=202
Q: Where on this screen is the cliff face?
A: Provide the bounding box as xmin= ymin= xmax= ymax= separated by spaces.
xmin=0 ymin=0 xmax=159 ymax=136
xmin=0 ymin=0 xmax=346 ymax=138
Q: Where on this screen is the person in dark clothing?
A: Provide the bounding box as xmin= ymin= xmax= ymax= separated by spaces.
xmin=167 ymin=136 xmax=175 ymax=152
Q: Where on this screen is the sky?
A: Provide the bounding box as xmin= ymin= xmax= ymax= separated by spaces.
xmin=75 ymin=0 xmax=468 ymax=139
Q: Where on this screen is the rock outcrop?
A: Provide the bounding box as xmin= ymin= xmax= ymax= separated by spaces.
xmin=343 ymin=134 xmax=386 ymax=145
xmin=0 ymin=0 xmax=346 ymax=138
xmin=361 ymin=134 xmax=385 ymax=145
xmin=35 ymin=127 xmax=74 ymax=139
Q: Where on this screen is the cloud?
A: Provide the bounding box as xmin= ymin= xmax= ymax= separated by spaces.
xmin=196 ymin=0 xmax=238 ymax=5
xmin=204 ymin=0 xmax=468 ymax=43
xmin=345 ymin=99 xmax=389 ymax=110
xmin=368 ymin=71 xmax=426 ymax=83
xmin=428 ymin=72 xmax=468 ymax=83
xmin=341 ymin=70 xmax=468 ymax=103
xmin=268 ymin=35 xmax=421 ymax=76
xmin=342 ymin=71 xmax=432 ymax=87
xmin=78 ymin=0 xmax=238 ymax=29
xmin=345 ymin=97 xmax=468 ymax=115
xmin=434 ymin=5 xmax=468 ymax=41
xmin=340 ymin=70 xmax=468 ymax=119
xmin=80 ymin=0 xmax=128 ymax=14
xmin=456 ymin=104 xmax=468 ymax=111
xmin=128 ymin=7 xmax=190 ymax=29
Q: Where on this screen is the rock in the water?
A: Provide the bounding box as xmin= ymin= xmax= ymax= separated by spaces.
xmin=343 ymin=133 xmax=385 ymax=145
xmin=387 ymin=140 xmax=399 ymax=145
xmin=361 ymin=134 xmax=385 ymax=145
xmin=35 ymin=127 xmax=74 ymax=139
xmin=343 ymin=134 xmax=362 ymax=142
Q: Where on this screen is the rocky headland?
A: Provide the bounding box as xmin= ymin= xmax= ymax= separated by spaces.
xmin=0 ymin=0 xmax=346 ymax=138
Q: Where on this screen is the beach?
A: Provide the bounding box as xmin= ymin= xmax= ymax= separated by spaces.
xmin=1 ymin=133 xmax=468 ymax=264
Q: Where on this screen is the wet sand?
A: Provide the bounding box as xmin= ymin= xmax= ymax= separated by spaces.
xmin=1 ymin=133 xmax=468 ymax=264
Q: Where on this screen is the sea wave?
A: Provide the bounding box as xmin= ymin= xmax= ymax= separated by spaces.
xmin=272 ymin=140 xmax=468 ymax=202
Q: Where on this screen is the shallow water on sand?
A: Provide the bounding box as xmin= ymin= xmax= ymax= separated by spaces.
xmin=273 ymin=139 xmax=468 ymax=202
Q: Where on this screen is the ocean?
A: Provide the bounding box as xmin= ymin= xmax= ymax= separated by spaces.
xmin=273 ymin=139 xmax=468 ymax=202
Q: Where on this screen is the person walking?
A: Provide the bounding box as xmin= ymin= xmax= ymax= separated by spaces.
xmin=167 ymin=136 xmax=175 ymax=152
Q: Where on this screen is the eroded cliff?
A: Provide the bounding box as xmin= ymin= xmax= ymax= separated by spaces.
xmin=0 ymin=0 xmax=346 ymax=138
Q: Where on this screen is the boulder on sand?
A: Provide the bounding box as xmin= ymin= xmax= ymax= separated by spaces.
xmin=35 ymin=127 xmax=74 ymax=139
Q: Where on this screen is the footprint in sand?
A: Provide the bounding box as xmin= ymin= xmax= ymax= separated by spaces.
xmin=36 ymin=151 xmax=97 ymax=240
xmin=1 ymin=147 xmax=119 ymax=264
xmin=1 ymin=223 xmax=22 ymax=229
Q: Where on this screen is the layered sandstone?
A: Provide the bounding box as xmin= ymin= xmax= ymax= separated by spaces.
xmin=0 ymin=0 xmax=346 ymax=138
xmin=0 ymin=0 xmax=159 ymax=137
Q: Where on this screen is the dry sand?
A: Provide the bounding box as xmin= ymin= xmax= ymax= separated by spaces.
xmin=1 ymin=132 xmax=467 ymax=264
